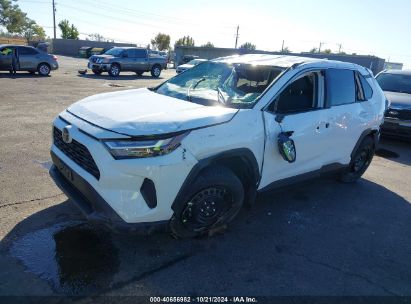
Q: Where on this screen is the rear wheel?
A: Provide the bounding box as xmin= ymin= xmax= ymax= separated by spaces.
xmin=37 ymin=63 xmax=50 ymax=76
xmin=170 ymin=166 xmax=244 ymax=238
xmin=108 ymin=63 xmax=120 ymax=77
xmin=340 ymin=136 xmax=375 ymax=183
xmin=150 ymin=65 xmax=161 ymax=78
xmin=92 ymin=68 xmax=102 ymax=75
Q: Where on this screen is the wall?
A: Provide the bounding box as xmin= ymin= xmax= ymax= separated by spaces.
xmin=0 ymin=37 xmax=26 ymax=45
xmin=174 ymin=46 xmax=386 ymax=75
xmin=51 ymin=39 xmax=136 ymax=56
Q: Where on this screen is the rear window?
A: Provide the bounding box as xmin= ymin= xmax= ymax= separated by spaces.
xmin=326 ymin=69 xmax=356 ymax=106
xmin=359 ymin=74 xmax=373 ymax=100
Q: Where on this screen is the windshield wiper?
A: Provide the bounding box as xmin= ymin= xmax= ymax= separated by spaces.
xmin=187 ymin=77 xmax=206 ymax=101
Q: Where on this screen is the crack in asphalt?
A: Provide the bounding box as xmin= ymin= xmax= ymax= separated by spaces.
xmin=293 ymin=252 xmax=400 ymax=296
xmin=0 ymin=193 xmax=64 ymax=209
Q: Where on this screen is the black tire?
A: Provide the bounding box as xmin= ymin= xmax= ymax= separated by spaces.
xmin=108 ymin=63 xmax=120 ymax=77
xmin=150 ymin=65 xmax=161 ymax=78
xmin=170 ymin=166 xmax=244 ymax=238
xmin=37 ymin=63 xmax=50 ymax=76
xmin=92 ymin=69 xmax=102 ymax=75
xmin=339 ymin=136 xmax=375 ymax=183
xmin=135 ymin=71 xmax=144 ymax=76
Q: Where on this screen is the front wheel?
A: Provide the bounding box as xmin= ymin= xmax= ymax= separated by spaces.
xmin=340 ymin=136 xmax=375 ymax=183
xmin=150 ymin=65 xmax=161 ymax=78
xmin=170 ymin=166 xmax=244 ymax=238
xmin=108 ymin=64 xmax=120 ymax=77
xmin=37 ymin=63 xmax=50 ymax=76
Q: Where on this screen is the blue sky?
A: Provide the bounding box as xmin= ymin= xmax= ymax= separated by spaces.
xmin=17 ymin=0 xmax=411 ymax=67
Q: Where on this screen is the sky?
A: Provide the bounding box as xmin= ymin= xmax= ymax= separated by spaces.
xmin=15 ymin=0 xmax=411 ymax=68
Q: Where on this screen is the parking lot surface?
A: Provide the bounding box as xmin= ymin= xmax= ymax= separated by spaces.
xmin=0 ymin=56 xmax=410 ymax=298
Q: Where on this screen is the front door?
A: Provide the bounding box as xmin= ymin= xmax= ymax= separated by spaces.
xmin=259 ymin=70 xmax=331 ymax=189
xmin=0 ymin=46 xmax=13 ymax=71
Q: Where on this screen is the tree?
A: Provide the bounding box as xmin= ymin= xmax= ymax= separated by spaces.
xmin=151 ymin=33 xmax=170 ymax=51
xmin=174 ymin=36 xmax=195 ymax=47
xmin=201 ymin=41 xmax=214 ymax=48
xmin=0 ymin=0 xmax=27 ymax=34
xmin=239 ymin=42 xmax=256 ymax=50
xmin=58 ymin=19 xmax=79 ymax=39
xmin=309 ymin=47 xmax=317 ymax=53
xmin=88 ymin=33 xmax=106 ymax=42
xmin=323 ymin=49 xmax=332 ymax=54
xmin=22 ymin=18 xmax=45 ymax=43
xmin=281 ymin=46 xmax=291 ymax=53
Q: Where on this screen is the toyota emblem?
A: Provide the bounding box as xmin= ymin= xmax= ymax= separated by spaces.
xmin=62 ymin=125 xmax=72 ymax=144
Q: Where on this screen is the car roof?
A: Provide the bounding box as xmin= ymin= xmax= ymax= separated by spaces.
xmin=381 ymin=69 xmax=411 ymax=75
xmin=0 ymin=44 xmax=32 ymax=48
xmin=212 ymin=54 xmax=363 ymax=70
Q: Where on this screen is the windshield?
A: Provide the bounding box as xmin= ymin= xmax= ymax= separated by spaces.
xmin=188 ymin=59 xmax=204 ymax=65
xmin=156 ymin=61 xmax=283 ymax=108
xmin=376 ymin=73 xmax=411 ymax=94
xmin=104 ymin=48 xmax=124 ymax=57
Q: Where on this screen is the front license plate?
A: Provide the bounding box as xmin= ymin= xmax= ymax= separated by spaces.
xmin=58 ymin=162 xmax=73 ymax=182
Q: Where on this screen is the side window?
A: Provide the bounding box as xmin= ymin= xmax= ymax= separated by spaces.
xmin=358 ymin=73 xmax=373 ymax=100
xmin=135 ymin=49 xmax=147 ymax=58
xmin=325 ymin=69 xmax=355 ymax=106
xmin=18 ymin=47 xmax=38 ymax=55
xmin=0 ymin=47 xmax=13 ymax=55
xmin=126 ymin=49 xmax=136 ymax=58
xmin=274 ymin=72 xmax=319 ymax=114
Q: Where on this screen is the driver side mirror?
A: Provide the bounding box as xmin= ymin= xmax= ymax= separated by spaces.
xmin=277 ymin=132 xmax=296 ymax=163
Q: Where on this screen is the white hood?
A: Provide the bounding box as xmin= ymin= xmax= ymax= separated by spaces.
xmin=67 ymin=88 xmax=237 ymax=136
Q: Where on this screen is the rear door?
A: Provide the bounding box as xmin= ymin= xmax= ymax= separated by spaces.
xmin=134 ymin=49 xmax=149 ymax=71
xmin=18 ymin=47 xmax=39 ymax=70
xmin=259 ymin=70 xmax=331 ymax=188
xmin=0 ymin=46 xmax=13 ymax=71
xmin=321 ymin=69 xmax=374 ymax=165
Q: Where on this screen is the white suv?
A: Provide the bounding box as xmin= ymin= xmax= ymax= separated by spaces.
xmin=50 ymin=54 xmax=385 ymax=238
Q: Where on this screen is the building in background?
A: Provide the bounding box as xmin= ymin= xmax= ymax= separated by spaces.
xmin=384 ymin=61 xmax=403 ymax=70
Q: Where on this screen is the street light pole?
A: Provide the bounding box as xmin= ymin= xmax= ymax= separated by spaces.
xmin=52 ymin=0 xmax=56 ymax=39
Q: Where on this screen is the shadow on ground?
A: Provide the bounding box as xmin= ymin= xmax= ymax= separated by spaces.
xmin=1 ymin=174 xmax=411 ymax=296
xmin=376 ymin=137 xmax=411 ymax=166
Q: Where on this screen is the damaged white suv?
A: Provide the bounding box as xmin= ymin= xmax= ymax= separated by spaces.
xmin=50 ymin=54 xmax=385 ymax=238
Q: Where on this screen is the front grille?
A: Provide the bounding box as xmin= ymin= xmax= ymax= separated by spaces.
xmin=90 ymin=57 xmax=97 ymax=63
xmin=385 ymin=108 xmax=411 ymax=120
xmin=53 ymin=127 xmax=100 ymax=180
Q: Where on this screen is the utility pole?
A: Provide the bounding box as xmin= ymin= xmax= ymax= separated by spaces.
xmin=337 ymin=43 xmax=342 ymax=53
xmin=234 ymin=25 xmax=239 ymax=49
xmin=281 ymin=40 xmax=284 ymax=52
xmin=318 ymin=42 xmax=323 ymax=53
xmin=52 ymin=0 xmax=56 ymax=39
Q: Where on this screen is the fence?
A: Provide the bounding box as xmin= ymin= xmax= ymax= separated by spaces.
xmin=0 ymin=37 xmax=27 ymax=45
xmin=50 ymin=39 xmax=136 ymax=56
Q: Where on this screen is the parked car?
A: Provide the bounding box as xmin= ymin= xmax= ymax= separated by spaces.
xmin=90 ymin=47 xmax=106 ymax=56
xmin=78 ymin=46 xmax=93 ymax=58
xmin=49 ymin=54 xmax=385 ymax=238
xmin=88 ymin=47 xmax=167 ymax=77
xmin=181 ymin=54 xmax=199 ymax=64
xmin=376 ymin=69 xmax=411 ymax=139
xmin=0 ymin=44 xmax=58 ymax=76
xmin=176 ymin=58 xmax=207 ymax=74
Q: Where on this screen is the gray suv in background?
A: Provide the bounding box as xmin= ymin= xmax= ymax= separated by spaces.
xmin=88 ymin=47 xmax=167 ymax=77
xmin=0 ymin=45 xmax=59 ymax=76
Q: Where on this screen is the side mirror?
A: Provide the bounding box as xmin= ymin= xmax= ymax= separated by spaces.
xmin=277 ymin=132 xmax=296 ymax=163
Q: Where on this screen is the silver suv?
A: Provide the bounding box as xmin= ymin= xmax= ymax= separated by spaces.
xmin=88 ymin=47 xmax=167 ymax=78
xmin=0 ymin=45 xmax=58 ymax=76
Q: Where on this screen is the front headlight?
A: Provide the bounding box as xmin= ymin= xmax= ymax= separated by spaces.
xmin=103 ymin=132 xmax=189 ymax=159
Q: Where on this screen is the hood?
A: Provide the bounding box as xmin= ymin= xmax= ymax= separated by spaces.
xmin=384 ymin=91 xmax=411 ymax=109
xmin=178 ymin=63 xmax=193 ymax=69
xmin=67 ymin=88 xmax=238 ymax=137
xmin=90 ymin=54 xmax=114 ymax=60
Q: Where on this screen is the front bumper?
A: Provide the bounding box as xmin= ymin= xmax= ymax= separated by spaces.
xmin=381 ymin=118 xmax=411 ymax=139
xmin=88 ymin=62 xmax=110 ymax=71
xmin=50 ymin=116 xmax=198 ymax=227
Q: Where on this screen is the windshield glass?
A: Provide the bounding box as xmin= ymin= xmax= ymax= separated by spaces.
xmin=376 ymin=73 xmax=411 ymax=94
xmin=156 ymin=61 xmax=283 ymax=108
xmin=104 ymin=48 xmax=123 ymax=57
xmin=188 ymin=59 xmax=204 ymax=65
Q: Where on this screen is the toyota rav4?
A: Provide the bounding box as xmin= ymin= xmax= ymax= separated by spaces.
xmin=49 ymin=54 xmax=385 ymax=238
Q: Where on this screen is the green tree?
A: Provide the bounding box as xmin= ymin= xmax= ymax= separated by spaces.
xmin=309 ymin=47 xmax=317 ymax=53
xmin=58 ymin=19 xmax=79 ymax=39
xmin=22 ymin=18 xmax=45 ymax=43
xmin=239 ymin=42 xmax=256 ymax=50
xmin=281 ymin=46 xmax=291 ymax=53
xmin=201 ymin=41 xmax=214 ymax=48
xmin=0 ymin=0 xmax=27 ymax=34
xmin=174 ymin=35 xmax=195 ymax=47
xmin=151 ymin=33 xmax=171 ymax=51
xmin=323 ymin=49 xmax=332 ymax=54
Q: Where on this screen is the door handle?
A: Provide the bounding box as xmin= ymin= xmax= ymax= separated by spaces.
xmin=316 ymin=122 xmax=330 ymax=130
